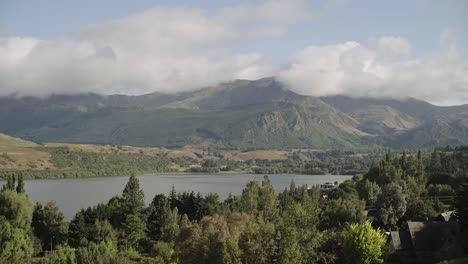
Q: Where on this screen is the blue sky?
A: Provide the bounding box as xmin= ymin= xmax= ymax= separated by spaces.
xmin=0 ymin=0 xmax=467 ymax=104
xmin=1 ymin=0 xmax=466 ymax=55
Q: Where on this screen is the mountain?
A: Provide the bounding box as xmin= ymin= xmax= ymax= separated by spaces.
xmin=1 ymin=77 xmax=467 ymax=149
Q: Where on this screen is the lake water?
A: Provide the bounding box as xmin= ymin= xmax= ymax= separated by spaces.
xmin=0 ymin=173 xmax=352 ymax=219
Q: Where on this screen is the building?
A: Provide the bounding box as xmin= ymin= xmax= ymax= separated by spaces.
xmin=388 ymin=221 xmax=465 ymax=263
xmin=319 ymin=182 xmax=337 ymax=190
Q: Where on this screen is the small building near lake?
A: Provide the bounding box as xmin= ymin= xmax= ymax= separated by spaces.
xmin=319 ymin=182 xmax=337 ymax=190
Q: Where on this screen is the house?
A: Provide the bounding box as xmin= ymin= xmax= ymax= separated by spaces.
xmin=388 ymin=221 xmax=465 ymax=263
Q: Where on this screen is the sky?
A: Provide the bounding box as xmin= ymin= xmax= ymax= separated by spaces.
xmin=0 ymin=0 xmax=467 ymax=105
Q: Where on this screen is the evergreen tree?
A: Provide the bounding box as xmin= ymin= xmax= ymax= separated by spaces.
xmin=259 ymin=175 xmax=279 ymax=222
xmin=169 ymin=185 xmax=177 ymax=209
xmin=32 ymin=201 xmax=68 ymax=251
xmin=2 ymin=174 xmax=15 ymax=192
xmin=15 ymin=174 xmax=25 ymax=194
xmin=123 ymin=214 xmax=147 ymax=250
xmin=240 ymin=180 xmax=260 ymax=215
xmin=122 ymin=175 xmax=145 ymax=214
xmin=147 ymin=194 xmax=170 ymax=241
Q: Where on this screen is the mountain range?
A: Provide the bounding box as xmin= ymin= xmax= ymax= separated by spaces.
xmin=1 ymin=77 xmax=467 ymax=150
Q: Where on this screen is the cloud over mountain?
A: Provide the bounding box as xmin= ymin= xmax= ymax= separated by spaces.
xmin=0 ymin=0 xmax=467 ymax=105
xmin=0 ymin=0 xmax=314 ymax=97
xmin=278 ymin=35 xmax=468 ymax=105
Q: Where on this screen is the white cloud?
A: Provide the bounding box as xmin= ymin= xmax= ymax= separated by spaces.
xmin=0 ymin=0 xmax=311 ymax=97
xmin=1 ymin=1 xmax=467 ymax=105
xmin=278 ymin=36 xmax=468 ymax=104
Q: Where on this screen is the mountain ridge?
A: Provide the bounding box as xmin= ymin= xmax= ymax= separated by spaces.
xmin=1 ymin=77 xmax=467 ymax=149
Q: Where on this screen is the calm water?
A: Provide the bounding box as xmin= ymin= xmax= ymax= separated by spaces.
xmin=0 ymin=173 xmax=352 ymax=219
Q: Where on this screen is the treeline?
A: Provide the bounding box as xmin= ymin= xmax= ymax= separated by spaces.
xmin=0 ymin=147 xmax=467 ymax=263
xmin=0 ymin=147 xmax=379 ymax=179
xmin=0 ymin=147 xmax=176 ymax=179
xmin=191 ymin=150 xmax=379 ymax=175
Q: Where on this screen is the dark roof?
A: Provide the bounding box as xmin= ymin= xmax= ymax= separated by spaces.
xmin=407 ymin=221 xmax=462 ymax=252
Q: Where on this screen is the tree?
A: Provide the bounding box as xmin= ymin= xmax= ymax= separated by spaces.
xmin=320 ymin=198 xmax=366 ymax=230
xmin=357 ymin=179 xmax=381 ymax=206
xmin=0 ymin=218 xmax=34 ymax=264
xmin=150 ymin=241 xmax=175 ymax=263
xmin=0 ymin=190 xmax=34 ymax=230
xmin=90 ymin=219 xmax=116 ymax=245
xmin=123 ymin=214 xmax=147 ymax=250
xmin=76 ymin=241 xmax=119 ymax=264
xmin=343 ymin=221 xmax=387 ymax=264
xmin=259 ymin=175 xmax=279 ymax=222
xmin=279 ymin=201 xmax=325 ymax=263
xmin=365 ymin=159 xmax=402 ymax=186
xmin=41 ymin=245 xmax=76 ymax=264
xmin=238 ymin=218 xmax=276 ymax=264
xmin=32 ymin=201 xmax=68 ymax=251
xmin=176 ymin=214 xmax=235 ymax=264
xmin=147 ymin=194 xmax=180 ymax=243
xmin=277 ymin=224 xmax=301 ymax=264
xmin=68 ymin=210 xmax=89 ymax=248
xmin=160 ymin=207 xmax=180 ymax=243
xmin=329 ymin=179 xmax=359 ymax=200
xmin=218 ymin=237 xmax=242 ymax=264
xmin=122 ymin=175 xmax=145 ymax=214
xmin=454 ymin=176 xmax=468 ymax=249
xmin=2 ymin=174 xmax=15 ymax=192
xmin=376 ymin=183 xmax=407 ymax=229
xmin=16 ymin=175 xmax=25 ymax=194
xmin=240 ymin=180 xmax=260 ymax=215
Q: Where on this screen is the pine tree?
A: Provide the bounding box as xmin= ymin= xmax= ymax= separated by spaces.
xmin=169 ymin=185 xmax=177 ymax=209
xmin=122 ymin=175 xmax=145 ymax=214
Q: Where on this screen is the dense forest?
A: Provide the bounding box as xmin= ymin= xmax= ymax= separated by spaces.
xmin=0 ymin=146 xmax=467 ymax=263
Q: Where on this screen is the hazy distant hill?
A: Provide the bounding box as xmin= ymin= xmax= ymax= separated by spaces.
xmin=1 ymin=77 xmax=467 ymax=149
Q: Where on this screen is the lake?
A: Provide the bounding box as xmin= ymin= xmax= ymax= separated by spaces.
xmin=0 ymin=173 xmax=352 ymax=219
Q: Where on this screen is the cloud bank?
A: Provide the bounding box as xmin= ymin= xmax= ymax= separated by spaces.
xmin=278 ymin=36 xmax=468 ymax=105
xmin=0 ymin=0 xmax=467 ymax=105
xmin=0 ymin=0 xmax=313 ymax=96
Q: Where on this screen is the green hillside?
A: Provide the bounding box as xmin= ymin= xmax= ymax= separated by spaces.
xmin=1 ymin=78 xmax=467 ymax=149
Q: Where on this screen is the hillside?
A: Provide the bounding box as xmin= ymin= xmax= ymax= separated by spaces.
xmin=1 ymin=77 xmax=467 ymax=149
